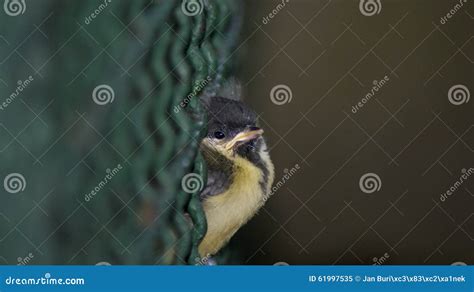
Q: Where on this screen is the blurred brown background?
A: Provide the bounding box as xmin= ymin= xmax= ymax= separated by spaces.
xmin=232 ymin=0 xmax=474 ymax=265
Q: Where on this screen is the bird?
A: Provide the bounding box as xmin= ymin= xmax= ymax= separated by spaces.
xmin=198 ymin=80 xmax=275 ymax=258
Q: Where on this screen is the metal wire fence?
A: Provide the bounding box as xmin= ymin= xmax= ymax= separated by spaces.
xmin=0 ymin=0 xmax=242 ymax=265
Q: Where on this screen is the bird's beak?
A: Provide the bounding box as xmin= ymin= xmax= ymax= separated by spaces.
xmin=225 ymin=128 xmax=264 ymax=150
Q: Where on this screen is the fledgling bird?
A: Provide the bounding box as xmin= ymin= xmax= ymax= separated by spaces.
xmin=198 ymin=81 xmax=275 ymax=258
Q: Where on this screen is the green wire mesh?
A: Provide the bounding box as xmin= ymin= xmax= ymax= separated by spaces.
xmin=0 ymin=0 xmax=242 ymax=265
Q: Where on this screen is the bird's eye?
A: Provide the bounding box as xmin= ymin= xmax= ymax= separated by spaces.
xmin=213 ymin=131 xmax=225 ymax=139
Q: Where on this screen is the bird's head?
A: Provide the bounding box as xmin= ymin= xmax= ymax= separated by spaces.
xmin=201 ymin=96 xmax=265 ymax=162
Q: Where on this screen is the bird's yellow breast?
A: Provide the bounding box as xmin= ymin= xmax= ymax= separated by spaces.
xmin=198 ymin=148 xmax=274 ymax=257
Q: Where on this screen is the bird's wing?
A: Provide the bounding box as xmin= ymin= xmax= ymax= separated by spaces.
xmin=200 ymin=167 xmax=231 ymax=201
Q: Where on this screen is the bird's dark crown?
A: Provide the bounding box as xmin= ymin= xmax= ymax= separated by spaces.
xmin=205 ymin=96 xmax=257 ymax=135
